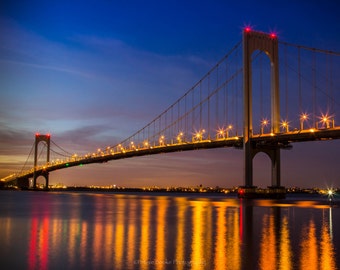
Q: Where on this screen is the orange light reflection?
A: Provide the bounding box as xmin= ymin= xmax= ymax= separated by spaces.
xmin=227 ymin=209 xmax=241 ymax=270
xmin=155 ymin=197 xmax=168 ymax=270
xmin=279 ymin=216 xmax=292 ymax=270
xmin=127 ymin=199 xmax=137 ymax=266
xmin=320 ymin=221 xmax=336 ymax=270
xmin=140 ymin=198 xmax=152 ymax=270
xmin=191 ymin=201 xmax=204 ymax=270
xmin=114 ymin=197 xmax=125 ymax=269
xmin=175 ymin=197 xmax=187 ymax=270
xmin=214 ymin=204 xmax=227 ymax=269
xmin=259 ymin=213 xmax=276 ymax=270
xmin=300 ymin=220 xmax=318 ymax=270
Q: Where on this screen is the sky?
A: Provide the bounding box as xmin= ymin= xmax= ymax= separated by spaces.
xmin=1 ymin=0 xmax=340 ymax=188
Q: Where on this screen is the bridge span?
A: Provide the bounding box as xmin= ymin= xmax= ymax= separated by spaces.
xmin=4 ymin=127 xmax=340 ymax=188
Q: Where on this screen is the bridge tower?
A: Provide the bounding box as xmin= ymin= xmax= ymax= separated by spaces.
xmin=243 ymin=29 xmax=282 ymax=190
xmin=33 ymin=134 xmax=50 ymax=189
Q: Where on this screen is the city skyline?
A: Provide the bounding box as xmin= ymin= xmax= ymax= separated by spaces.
xmin=1 ymin=1 xmax=340 ymax=188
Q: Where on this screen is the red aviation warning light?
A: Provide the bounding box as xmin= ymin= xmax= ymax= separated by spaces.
xmin=35 ymin=133 xmax=51 ymax=139
xmin=244 ymin=26 xmax=252 ymax=33
xmin=270 ymin=32 xmax=277 ymax=39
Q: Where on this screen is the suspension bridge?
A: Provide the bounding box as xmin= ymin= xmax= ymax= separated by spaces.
xmin=2 ymin=28 xmax=340 ymax=195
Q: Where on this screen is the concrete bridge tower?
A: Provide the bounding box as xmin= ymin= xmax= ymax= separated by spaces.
xmin=33 ymin=134 xmax=50 ymax=189
xmin=242 ymin=28 xmax=284 ymax=196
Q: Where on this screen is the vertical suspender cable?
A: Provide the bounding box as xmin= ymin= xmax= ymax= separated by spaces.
xmin=171 ymin=104 xmax=173 ymax=139
xmin=177 ymin=100 xmax=180 ymax=133
xmin=200 ymin=80 xmax=203 ymax=131
xmin=298 ymin=47 xmax=302 ymax=114
xmin=225 ymin=61 xmax=228 ymax=126
xmin=148 ymin=122 xmax=150 ymax=141
xmin=153 ymin=120 xmax=155 ymax=145
xmin=20 ymin=143 xmax=35 ymax=174
xmin=207 ymin=74 xmax=210 ymax=139
xmin=235 ymin=48 xmax=238 ymax=135
xmin=330 ymin=55 xmax=334 ymax=114
xmin=312 ymin=50 xmax=317 ymax=128
xmin=164 ymin=110 xmax=167 ymax=138
xmin=216 ymin=64 xmax=219 ymax=129
xmin=185 ymin=93 xmax=187 ymax=140
xmin=159 ymin=116 xmax=161 ymax=145
xmin=192 ymin=87 xmax=195 ymax=132
xmin=284 ymin=44 xmax=288 ymax=121
xmin=259 ymin=52 xmax=263 ymax=121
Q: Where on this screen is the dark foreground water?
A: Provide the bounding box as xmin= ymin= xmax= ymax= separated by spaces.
xmin=0 ymin=191 xmax=339 ymax=270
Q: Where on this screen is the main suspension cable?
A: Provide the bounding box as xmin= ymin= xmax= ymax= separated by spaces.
xmin=51 ymin=140 xmax=74 ymax=156
xmin=279 ymin=41 xmax=340 ymax=56
xmin=19 ymin=142 xmax=34 ymax=174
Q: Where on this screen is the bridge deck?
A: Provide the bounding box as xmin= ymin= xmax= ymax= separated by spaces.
xmin=3 ymin=127 xmax=340 ymax=183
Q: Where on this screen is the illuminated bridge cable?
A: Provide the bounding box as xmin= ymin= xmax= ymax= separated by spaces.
xmin=259 ymin=51 xmax=263 ymax=120
xmin=50 ymin=148 xmax=71 ymax=158
xmin=280 ymin=39 xmax=340 ymax=105
xmin=19 ymin=142 xmax=35 ymax=174
xmin=330 ymin=55 xmax=334 ymax=113
xmin=123 ymin=67 xmax=243 ymax=147
xmin=313 ymin=51 xmax=317 ymax=127
xmin=283 ymin=54 xmax=340 ymax=110
xmin=51 ymin=140 xmax=73 ymax=156
xmin=37 ymin=144 xmax=47 ymax=161
xmin=284 ymin=45 xmax=288 ymax=121
xmin=298 ymin=47 xmax=302 ymax=114
xmin=279 ymin=41 xmax=340 ymax=57
xmin=111 ymin=40 xmax=242 ymax=149
xmin=108 ymin=39 xmax=338 ymax=153
xmin=327 ymin=54 xmax=334 ymax=114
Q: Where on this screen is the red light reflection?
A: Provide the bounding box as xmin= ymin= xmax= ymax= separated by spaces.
xmin=28 ymin=217 xmax=49 ymax=270
xmin=28 ymin=218 xmax=38 ymax=270
xmin=239 ymin=201 xmax=243 ymax=242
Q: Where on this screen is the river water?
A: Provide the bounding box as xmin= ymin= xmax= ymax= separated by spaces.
xmin=0 ymin=190 xmax=339 ymax=270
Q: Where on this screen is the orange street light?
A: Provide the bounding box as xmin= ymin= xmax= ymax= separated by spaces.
xmin=261 ymin=119 xmax=269 ymax=134
xmin=300 ymin=113 xmax=309 ymax=130
xmin=280 ymin=120 xmax=289 ymax=132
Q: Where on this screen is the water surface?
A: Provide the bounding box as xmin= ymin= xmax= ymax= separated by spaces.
xmin=0 ymin=191 xmax=339 ymax=269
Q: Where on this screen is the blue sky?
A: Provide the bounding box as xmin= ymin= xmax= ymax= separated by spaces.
xmin=1 ymin=0 xmax=340 ymax=188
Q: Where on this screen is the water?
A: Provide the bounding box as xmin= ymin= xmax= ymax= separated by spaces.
xmin=0 ymin=191 xmax=339 ymax=270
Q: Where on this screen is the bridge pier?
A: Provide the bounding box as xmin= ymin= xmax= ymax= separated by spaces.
xmin=17 ymin=178 xmax=30 ymax=189
xmin=244 ymin=144 xmax=282 ymax=187
xmin=33 ymin=172 xmax=49 ymax=190
xmin=270 ymin=148 xmax=280 ymax=187
xmin=240 ymin=144 xmax=286 ymax=197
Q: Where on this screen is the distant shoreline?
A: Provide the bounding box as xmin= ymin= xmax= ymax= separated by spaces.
xmin=0 ymin=185 xmax=338 ymax=195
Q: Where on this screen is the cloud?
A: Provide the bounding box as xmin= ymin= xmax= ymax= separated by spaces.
xmin=0 ymin=123 xmax=34 ymax=154
xmin=0 ymin=17 xmax=220 ymax=169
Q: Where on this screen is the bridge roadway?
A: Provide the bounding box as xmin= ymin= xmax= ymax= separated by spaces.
xmin=4 ymin=127 xmax=340 ymax=184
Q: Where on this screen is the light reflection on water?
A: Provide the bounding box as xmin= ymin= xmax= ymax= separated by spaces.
xmin=0 ymin=191 xmax=339 ymax=270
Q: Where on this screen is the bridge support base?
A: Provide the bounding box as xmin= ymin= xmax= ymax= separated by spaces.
xmin=33 ymin=172 xmax=49 ymax=190
xmin=238 ymin=186 xmax=286 ymax=199
xmin=17 ymin=178 xmax=30 ymax=190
